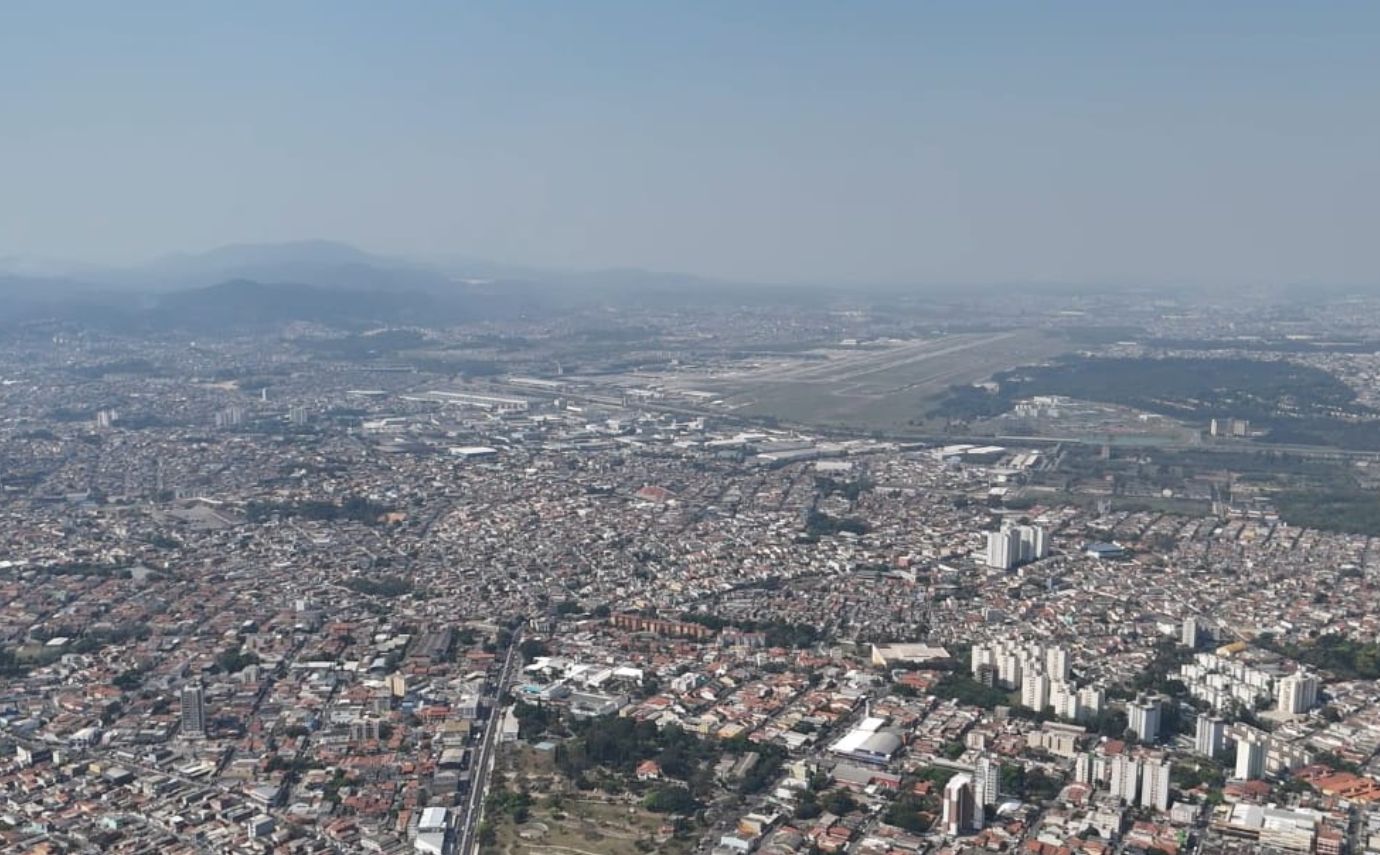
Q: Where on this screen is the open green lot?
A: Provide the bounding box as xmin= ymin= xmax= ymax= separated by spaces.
xmin=481 ymin=746 xmax=695 ymax=855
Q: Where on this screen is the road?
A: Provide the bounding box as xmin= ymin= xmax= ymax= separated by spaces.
xmin=456 ymin=626 xmax=524 ymax=855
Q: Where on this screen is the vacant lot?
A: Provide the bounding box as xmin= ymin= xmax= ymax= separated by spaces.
xmin=486 ymin=798 xmax=688 ymax=855
xmin=481 ymin=745 xmax=694 ymax=855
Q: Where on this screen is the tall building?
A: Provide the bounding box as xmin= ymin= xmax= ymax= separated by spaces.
xmin=1182 ymin=617 xmax=1202 ymax=648
xmin=986 ymin=525 xmax=1048 ymax=569
xmin=180 ymin=684 xmax=206 ymax=739
xmin=1074 ymin=752 xmax=1093 ymax=785
xmin=985 ymin=529 xmax=1019 ymax=570
xmin=1128 ymin=696 xmax=1162 ymax=743
xmin=974 ymin=756 xmax=1000 ymax=809
xmin=1141 ymin=759 xmax=1172 ymax=811
xmin=1091 ymin=754 xmax=1111 ymax=787
xmin=1110 ymin=755 xmax=1141 ymax=804
xmin=1016 ymin=525 xmax=1049 ymax=562
xmin=1195 ymin=716 xmax=1225 ymax=758
xmin=1277 ymin=673 xmax=1319 ymax=715
xmin=1045 ymin=646 xmax=1070 ymax=681
xmin=1076 ymin=686 xmax=1104 ymax=721
xmin=971 ymin=638 xmax=1076 ymax=700
xmin=1236 ymin=736 xmax=1267 ymax=780
xmin=1051 ymin=681 xmax=1079 ymax=720
xmin=971 ymin=646 xmax=993 ymax=677
xmin=996 ymin=651 xmax=1023 ymax=689
xmin=1022 ymin=673 xmax=1051 ymax=712
xmin=214 ymin=406 xmax=245 ymax=429
xmin=942 ymin=773 xmax=977 ymax=836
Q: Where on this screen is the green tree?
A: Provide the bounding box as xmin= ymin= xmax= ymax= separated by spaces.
xmin=821 ymin=789 xmax=859 ymax=815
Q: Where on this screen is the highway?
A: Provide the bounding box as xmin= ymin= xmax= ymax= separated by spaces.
xmin=456 ymin=626 xmax=524 ymax=855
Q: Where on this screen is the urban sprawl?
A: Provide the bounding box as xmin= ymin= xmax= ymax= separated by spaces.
xmin=4 ymin=316 xmax=1380 ymax=855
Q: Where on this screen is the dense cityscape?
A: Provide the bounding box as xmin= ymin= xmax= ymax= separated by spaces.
xmin=8 ymin=4 xmax=1380 ymax=854
xmin=4 ymin=286 xmax=1380 ymax=855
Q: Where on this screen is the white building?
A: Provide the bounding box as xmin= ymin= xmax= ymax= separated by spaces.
xmin=1110 ymin=755 xmax=1141 ymax=804
xmin=1022 ymin=673 xmax=1051 ymax=712
xmin=974 ymin=756 xmax=1000 ymax=809
xmin=985 ymin=524 xmax=1048 ymax=569
xmin=426 ymin=391 xmax=529 ymax=412
xmin=1074 ymin=753 xmax=1094 ymax=785
xmin=1016 ymin=524 xmax=1049 ymax=562
xmin=1141 ymin=759 xmax=1172 ymax=811
xmin=499 ymin=706 xmax=521 ymax=742
xmin=1076 ymin=686 xmax=1105 ymax=721
xmin=1236 ymin=736 xmax=1267 ymax=780
xmin=985 ymin=529 xmax=1019 ymax=570
xmin=1045 ymin=646 xmax=1070 ymax=681
xmin=1277 ymin=673 xmax=1319 ymax=715
xmin=1091 ymin=754 xmax=1111 ymax=786
xmin=1179 ymin=651 xmax=1274 ymax=712
xmin=1195 ymin=715 xmax=1226 ymax=758
xmin=1128 ymin=696 xmax=1162 ymax=743
xmin=180 ymin=684 xmax=206 ymax=739
xmin=971 ymin=639 xmax=1074 ymax=700
xmin=1182 ymin=617 xmax=1202 ymax=648
xmin=417 ymin=807 xmax=449 ymax=833
xmin=996 ymin=650 xmax=1023 ymax=688
xmin=1026 ymin=722 xmax=1084 ymax=758
xmin=1051 ymin=681 xmax=1079 ymax=721
xmin=942 ymin=773 xmax=978 ymax=835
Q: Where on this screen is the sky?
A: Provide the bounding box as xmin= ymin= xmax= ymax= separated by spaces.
xmin=2 ymin=1 xmax=1379 ymax=287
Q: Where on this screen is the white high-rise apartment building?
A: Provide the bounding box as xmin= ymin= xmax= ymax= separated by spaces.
xmin=1092 ymin=754 xmax=1110 ymax=786
xmin=1182 ymin=617 xmax=1202 ymax=648
xmin=942 ymin=774 xmax=977 ymax=836
xmin=1277 ymin=673 xmax=1319 ymax=715
xmin=1045 ymin=646 xmax=1070 ymax=681
xmin=1141 ymin=759 xmax=1171 ymax=811
xmin=1076 ymin=686 xmax=1104 ymax=720
xmin=1016 ymin=525 xmax=1049 ymax=562
xmin=972 ymin=638 xmax=1091 ymax=714
xmin=1128 ymin=695 xmax=1162 ymax=743
xmin=996 ymin=651 xmax=1023 ymax=689
xmin=1110 ymin=755 xmax=1141 ymax=803
xmin=974 ymin=756 xmax=1000 ymax=808
xmin=180 ymin=684 xmax=206 ymax=739
xmin=986 ymin=528 xmax=1019 ymax=570
xmin=1195 ymin=716 xmax=1225 ymax=758
xmin=1074 ymin=752 xmax=1093 ymax=785
xmin=1051 ymin=681 xmax=1079 ymax=720
xmin=1022 ymin=673 xmax=1051 ymax=712
xmin=986 ymin=524 xmax=1048 ymax=569
xmin=1236 ymin=736 xmax=1267 ymax=780
xmin=971 ymin=642 xmax=1039 ymax=689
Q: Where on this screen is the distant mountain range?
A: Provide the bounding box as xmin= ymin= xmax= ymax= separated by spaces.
xmin=1 ymin=240 xmax=464 ymax=294
xmin=0 ymin=242 xmax=1367 ymax=334
xmin=0 ymin=240 xmax=831 ymax=332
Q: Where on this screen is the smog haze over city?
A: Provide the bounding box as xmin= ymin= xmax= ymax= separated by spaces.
xmin=4 ymin=4 xmax=1380 ymax=855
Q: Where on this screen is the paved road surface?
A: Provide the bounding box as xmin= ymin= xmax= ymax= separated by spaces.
xmin=456 ymin=628 xmax=523 ymax=855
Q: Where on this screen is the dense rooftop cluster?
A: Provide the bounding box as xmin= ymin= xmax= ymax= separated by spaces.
xmin=5 ymin=314 xmax=1380 ymax=855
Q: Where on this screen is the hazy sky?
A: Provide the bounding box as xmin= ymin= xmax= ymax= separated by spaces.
xmin=3 ymin=1 xmax=1379 ymax=286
